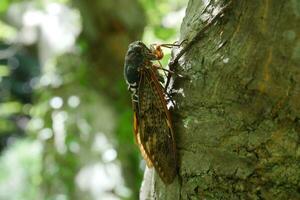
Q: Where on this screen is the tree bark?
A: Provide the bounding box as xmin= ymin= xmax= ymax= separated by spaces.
xmin=141 ymin=1 xmax=300 ymax=199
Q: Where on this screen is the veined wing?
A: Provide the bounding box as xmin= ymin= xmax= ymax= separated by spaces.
xmin=137 ymin=65 xmax=177 ymax=184
xmin=132 ymin=100 xmax=153 ymax=168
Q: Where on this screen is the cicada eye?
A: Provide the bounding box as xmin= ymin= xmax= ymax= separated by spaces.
xmin=137 ymin=41 xmax=144 ymax=46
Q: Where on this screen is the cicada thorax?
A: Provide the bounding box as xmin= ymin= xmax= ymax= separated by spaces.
xmin=124 ymin=41 xmax=177 ymax=184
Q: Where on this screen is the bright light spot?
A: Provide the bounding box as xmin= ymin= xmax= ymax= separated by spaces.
xmin=55 ymin=194 xmax=67 ymax=200
xmin=162 ymin=8 xmax=186 ymax=28
xmin=115 ymin=186 xmax=132 ymax=198
xmin=50 ymin=96 xmax=63 ymax=109
xmin=0 ymin=140 xmax=42 ymax=199
xmin=40 ymin=74 xmax=51 ymax=86
xmin=47 ymin=3 xmax=61 ymax=15
xmin=40 ymin=3 xmax=81 ymax=55
xmin=51 ymin=75 xmax=63 ymax=88
xmin=52 ymin=111 xmax=68 ymax=154
xmin=76 ymin=162 xmax=126 ymax=199
xmin=30 ymin=118 xmax=44 ymax=130
xmin=92 ymin=133 xmax=111 ymax=153
xmin=8 ymin=1 xmax=81 ymax=65
xmin=68 ymin=95 xmax=80 ymax=108
xmin=223 ymin=57 xmax=229 ymax=63
xmin=38 ymin=128 xmax=53 ymax=140
xmin=23 ymin=10 xmax=43 ymax=26
xmin=39 ymin=72 xmax=63 ymax=88
xmin=102 ymin=148 xmax=117 ymax=162
xmin=19 ymin=28 xmax=35 ymax=45
xmin=69 ymin=141 xmax=80 ymax=153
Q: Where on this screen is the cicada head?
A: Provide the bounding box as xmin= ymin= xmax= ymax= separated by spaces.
xmin=150 ymin=44 xmax=164 ymax=60
xmin=124 ymin=41 xmax=158 ymax=87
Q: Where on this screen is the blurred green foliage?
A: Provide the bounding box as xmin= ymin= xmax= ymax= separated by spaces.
xmin=0 ymin=139 xmax=42 ymax=199
xmin=0 ymin=0 xmax=9 ymax=13
xmin=140 ymin=0 xmax=185 ymax=40
xmin=0 ymin=0 xmax=186 ymax=199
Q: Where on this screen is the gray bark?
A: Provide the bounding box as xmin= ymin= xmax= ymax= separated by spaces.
xmin=141 ymin=1 xmax=300 ymax=199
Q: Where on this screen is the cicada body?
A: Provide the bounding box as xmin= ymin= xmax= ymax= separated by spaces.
xmin=124 ymin=41 xmax=177 ymax=184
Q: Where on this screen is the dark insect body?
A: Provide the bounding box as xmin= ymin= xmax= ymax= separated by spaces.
xmin=124 ymin=41 xmax=177 ymax=184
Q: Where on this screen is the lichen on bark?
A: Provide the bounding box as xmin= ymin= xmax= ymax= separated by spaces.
xmin=141 ymin=1 xmax=300 ymax=199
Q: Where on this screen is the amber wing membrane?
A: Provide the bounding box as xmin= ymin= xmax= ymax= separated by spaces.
xmin=132 ymin=101 xmax=153 ymax=168
xmin=137 ymin=65 xmax=177 ymax=184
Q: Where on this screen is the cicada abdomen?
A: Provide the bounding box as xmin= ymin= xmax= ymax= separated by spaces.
xmin=124 ymin=41 xmax=177 ymax=184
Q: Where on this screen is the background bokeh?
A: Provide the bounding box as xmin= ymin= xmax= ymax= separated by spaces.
xmin=0 ymin=0 xmax=186 ymax=199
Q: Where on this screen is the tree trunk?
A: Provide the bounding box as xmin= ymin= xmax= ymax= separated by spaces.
xmin=141 ymin=1 xmax=300 ymax=199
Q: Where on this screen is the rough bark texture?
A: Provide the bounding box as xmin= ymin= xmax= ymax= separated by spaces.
xmin=141 ymin=1 xmax=300 ymax=199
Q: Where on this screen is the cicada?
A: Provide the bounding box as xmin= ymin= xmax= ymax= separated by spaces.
xmin=124 ymin=41 xmax=177 ymax=184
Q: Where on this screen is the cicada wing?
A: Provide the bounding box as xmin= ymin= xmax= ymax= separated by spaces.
xmin=138 ymin=67 xmax=177 ymax=184
xmin=132 ymin=101 xmax=153 ymax=168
